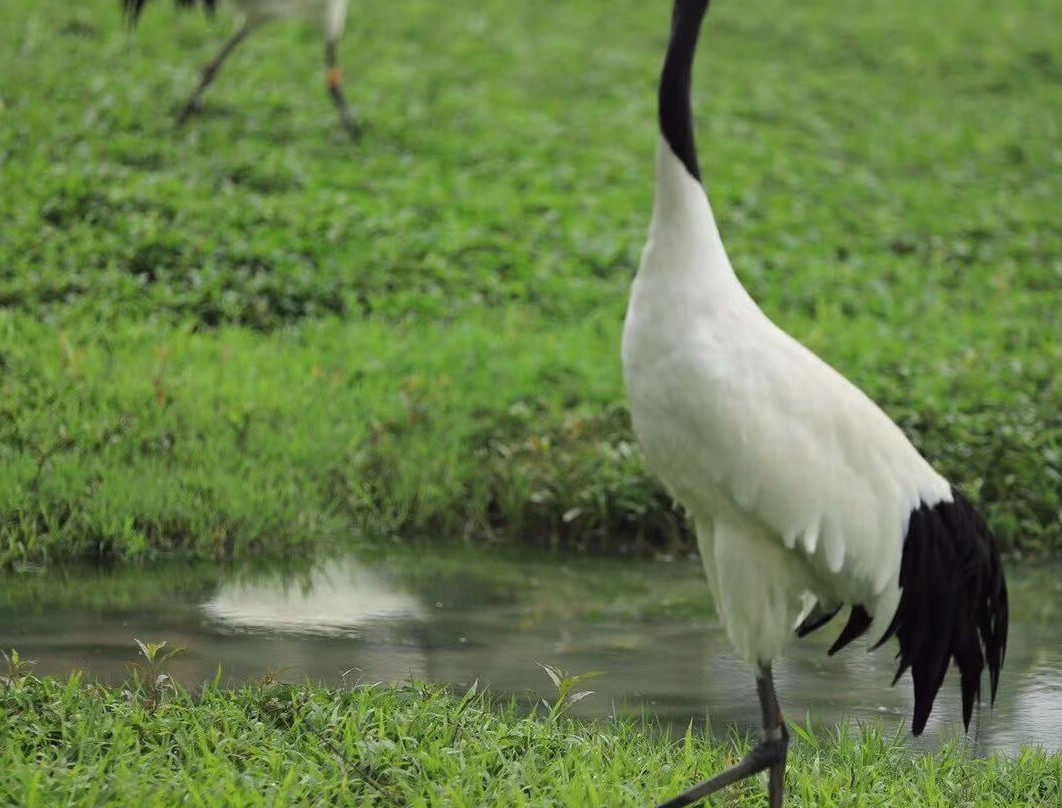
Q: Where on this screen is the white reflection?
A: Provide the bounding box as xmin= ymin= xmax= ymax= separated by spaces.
xmin=202 ymin=560 xmax=425 ymax=635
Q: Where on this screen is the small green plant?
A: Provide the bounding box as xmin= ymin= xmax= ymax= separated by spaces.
xmin=537 ymin=662 xmax=600 ymax=721
xmin=124 ymin=639 xmax=183 ymax=712
xmin=0 ymin=648 xmax=36 ymax=687
xmin=252 ymin=665 xmax=296 ymax=689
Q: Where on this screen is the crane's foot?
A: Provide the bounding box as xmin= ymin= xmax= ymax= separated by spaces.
xmin=173 ymin=23 xmax=254 ymax=130
xmin=652 ymin=724 xmax=789 ymax=808
xmin=327 ymin=68 xmax=361 ymax=143
xmin=175 ymin=99 xmax=202 ymax=126
xmin=338 ymin=109 xmax=362 ymax=143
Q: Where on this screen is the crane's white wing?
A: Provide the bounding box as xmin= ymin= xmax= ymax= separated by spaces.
xmin=623 ymin=148 xmax=952 ymax=634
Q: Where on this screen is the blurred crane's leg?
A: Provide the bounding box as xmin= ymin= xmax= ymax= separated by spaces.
xmin=325 ymin=39 xmax=361 ymax=141
xmin=177 ymin=20 xmax=256 ymax=125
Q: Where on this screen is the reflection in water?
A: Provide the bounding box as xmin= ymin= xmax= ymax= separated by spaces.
xmin=1 ymin=551 xmax=1059 ymax=755
xmin=203 ymin=561 xmax=424 ymax=635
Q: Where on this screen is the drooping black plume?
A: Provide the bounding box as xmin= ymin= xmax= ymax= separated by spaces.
xmin=799 ymin=487 xmax=1008 ymax=736
xmin=827 ymin=605 xmax=873 ymax=656
xmin=122 ymin=0 xmax=218 ymax=27
xmin=795 ymin=602 xmax=841 ymax=638
xmin=659 ymin=0 xmax=710 ymax=182
xmin=878 ymin=488 xmax=1009 ymax=735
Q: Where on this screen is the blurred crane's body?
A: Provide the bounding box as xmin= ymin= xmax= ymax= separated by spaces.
xmin=122 ymin=0 xmax=360 ymax=140
xmin=623 ymin=2 xmax=1009 ymax=806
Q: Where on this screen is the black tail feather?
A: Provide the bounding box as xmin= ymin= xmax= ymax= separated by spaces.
xmin=122 ymin=0 xmax=218 ymax=26
xmin=883 ymin=488 xmax=1009 ymax=735
xmin=980 ymin=544 xmax=1009 ymax=704
xmin=827 ymin=605 xmax=872 ymax=656
xmin=795 ymin=603 xmax=841 ymax=638
xmin=799 ymin=487 xmax=1008 ymax=737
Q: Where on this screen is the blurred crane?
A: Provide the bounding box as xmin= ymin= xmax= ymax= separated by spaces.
xmin=622 ymin=2 xmax=1009 ymax=806
xmin=122 ymin=0 xmax=360 ymax=140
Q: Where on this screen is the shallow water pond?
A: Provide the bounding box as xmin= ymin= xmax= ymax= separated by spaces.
xmin=2 ymin=545 xmax=1059 ymax=755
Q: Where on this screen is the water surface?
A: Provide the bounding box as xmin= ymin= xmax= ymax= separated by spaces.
xmin=2 ymin=546 xmax=1059 ymax=755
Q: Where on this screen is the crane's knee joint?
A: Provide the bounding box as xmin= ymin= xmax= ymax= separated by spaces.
xmin=327 ymin=68 xmax=343 ymax=91
xmin=754 ymin=724 xmax=789 ymax=766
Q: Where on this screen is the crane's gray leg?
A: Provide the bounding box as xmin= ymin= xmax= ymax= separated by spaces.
xmin=325 ymin=39 xmax=361 ymax=141
xmin=177 ymin=20 xmax=256 ymax=125
xmin=760 ymin=664 xmax=788 ymax=808
xmin=652 ymin=663 xmax=788 ymax=808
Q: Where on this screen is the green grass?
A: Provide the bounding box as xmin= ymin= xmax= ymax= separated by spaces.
xmin=0 ymin=0 xmax=1059 ymax=565
xmin=2 ymin=674 xmax=1059 ymax=807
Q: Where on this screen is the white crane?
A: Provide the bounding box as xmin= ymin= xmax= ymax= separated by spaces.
xmin=122 ymin=0 xmax=360 ymax=140
xmin=622 ymin=2 xmax=1009 ymax=806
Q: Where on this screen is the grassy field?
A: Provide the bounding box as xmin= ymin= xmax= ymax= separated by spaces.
xmin=0 ymin=0 xmax=1059 ymax=565
xmin=2 ymin=674 xmax=1059 ymax=807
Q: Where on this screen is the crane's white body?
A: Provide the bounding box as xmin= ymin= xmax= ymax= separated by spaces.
xmin=227 ymin=0 xmax=349 ymax=39
xmin=622 ymin=143 xmax=952 ymax=665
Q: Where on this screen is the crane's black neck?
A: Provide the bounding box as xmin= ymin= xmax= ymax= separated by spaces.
xmin=659 ymin=0 xmax=710 ymax=183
